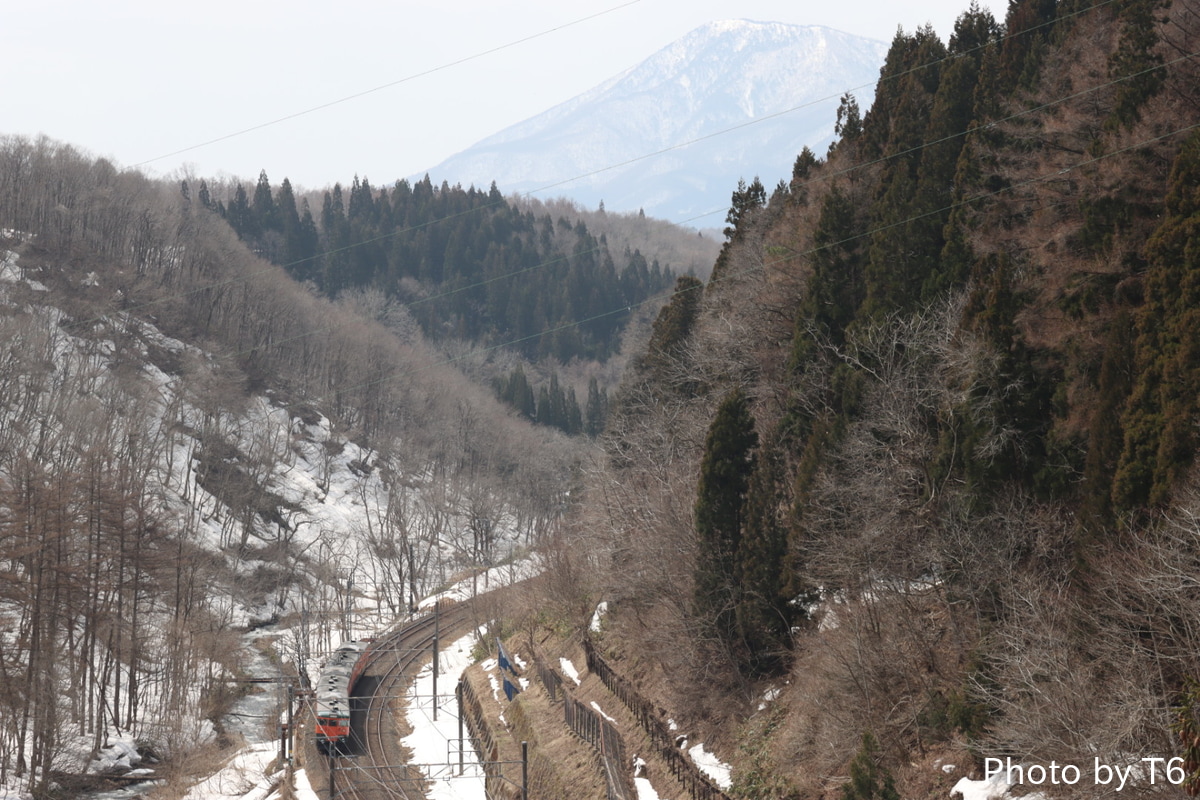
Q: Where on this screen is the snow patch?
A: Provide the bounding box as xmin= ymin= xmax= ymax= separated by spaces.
xmin=180 ymin=742 xmax=278 ymax=800
xmin=292 ymin=767 xmax=322 ymax=800
xmin=402 ymin=629 xmax=487 ymax=799
xmin=0 ymin=250 xmax=21 ymax=282
xmin=560 ymin=657 xmax=582 ymax=685
xmin=688 ymin=743 xmax=732 ymax=790
xmin=88 ymin=738 xmax=143 ymax=774
xmin=420 ymin=557 xmax=542 ymax=609
xmin=950 ymin=771 xmax=1012 ymax=800
xmin=590 ymin=601 xmax=608 ymax=632
xmin=757 ymin=685 xmax=781 ymax=710
xmin=591 ymin=701 xmax=617 ymax=723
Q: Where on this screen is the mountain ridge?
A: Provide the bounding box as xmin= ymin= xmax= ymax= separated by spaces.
xmin=422 ymin=19 xmax=889 ymax=222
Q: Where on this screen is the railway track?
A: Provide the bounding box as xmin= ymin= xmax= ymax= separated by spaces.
xmin=317 ymin=601 xmax=475 ymax=800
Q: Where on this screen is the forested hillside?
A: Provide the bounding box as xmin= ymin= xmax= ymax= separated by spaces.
xmin=0 ymin=138 xmax=584 ymax=796
xmin=196 ymin=172 xmax=707 ymax=363
xmin=553 ymin=0 xmax=1200 ymax=797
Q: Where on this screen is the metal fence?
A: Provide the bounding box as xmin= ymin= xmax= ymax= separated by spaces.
xmin=583 ymin=638 xmax=733 ymax=800
xmin=534 ymin=648 xmax=635 ymax=800
xmin=457 ymin=677 xmax=509 ymax=799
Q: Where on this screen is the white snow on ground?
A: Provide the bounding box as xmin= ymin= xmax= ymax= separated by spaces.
xmin=560 ymin=657 xmax=582 ymax=685
xmin=633 ymin=754 xmax=670 ymax=800
xmin=951 ymin=771 xmax=1011 ymax=800
xmin=480 ymin=658 xmax=503 ymax=703
xmin=0 ymin=250 xmax=21 ymax=282
xmin=88 ymin=738 xmax=143 ymax=774
xmin=0 ymin=249 xmax=46 ymax=290
xmin=591 ymin=701 xmax=617 ymax=723
xmin=951 ymin=764 xmax=1064 ymax=800
xmin=688 ymin=743 xmax=733 ymax=790
xmin=757 ymin=685 xmax=781 ymax=710
xmin=225 ymin=634 xmax=289 ymax=745
xmin=634 ymin=775 xmax=662 ymax=800
xmin=590 ymin=601 xmax=609 ymax=632
xmin=402 ymin=630 xmax=488 ymax=800
xmin=292 ymin=766 xmax=321 ymax=800
xmin=420 ymin=557 xmax=542 ymax=609
xmin=181 ymin=742 xmax=278 ymax=800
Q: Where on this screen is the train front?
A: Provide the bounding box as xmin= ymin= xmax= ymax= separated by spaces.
xmin=313 ymin=641 xmax=367 ymax=754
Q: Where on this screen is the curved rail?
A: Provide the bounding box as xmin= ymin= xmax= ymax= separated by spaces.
xmin=326 ymin=602 xmax=474 ymax=800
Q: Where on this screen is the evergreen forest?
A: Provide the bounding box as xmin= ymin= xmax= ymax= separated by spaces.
xmin=200 ymin=173 xmax=676 ymax=363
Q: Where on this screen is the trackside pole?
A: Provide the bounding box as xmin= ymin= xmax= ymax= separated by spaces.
xmin=282 ymin=683 xmax=294 ymax=763
xmin=457 ymin=683 xmax=465 ymax=775
xmin=433 ymin=600 xmax=440 ymax=721
xmin=522 ymin=741 xmax=529 ymax=800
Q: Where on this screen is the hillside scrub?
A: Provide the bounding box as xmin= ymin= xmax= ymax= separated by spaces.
xmin=0 ymin=135 xmax=584 ymax=796
xmin=570 ymin=0 xmax=1200 ymax=796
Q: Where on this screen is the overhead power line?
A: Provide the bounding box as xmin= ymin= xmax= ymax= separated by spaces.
xmin=56 ymin=0 xmax=1187 ymax=390
xmin=334 ymin=117 xmax=1200 ymax=397
xmin=132 ymin=0 xmax=643 ymax=170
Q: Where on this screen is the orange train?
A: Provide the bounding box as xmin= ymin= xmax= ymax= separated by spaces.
xmin=314 ymin=639 xmax=372 ymax=754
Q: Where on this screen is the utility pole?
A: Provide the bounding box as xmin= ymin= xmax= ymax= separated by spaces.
xmin=432 ymin=600 xmax=440 ymax=721
xmin=521 ymin=741 xmax=529 ymax=800
xmin=457 ymin=682 xmax=465 ymax=776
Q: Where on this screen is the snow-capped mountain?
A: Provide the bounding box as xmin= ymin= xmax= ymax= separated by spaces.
xmin=422 ymin=20 xmax=889 ymax=223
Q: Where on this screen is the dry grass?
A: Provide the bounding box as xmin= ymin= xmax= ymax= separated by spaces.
xmin=463 ymin=654 xmax=607 ymax=800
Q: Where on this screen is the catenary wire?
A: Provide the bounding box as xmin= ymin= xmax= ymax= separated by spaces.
xmin=131 ymin=0 xmax=643 ymax=170
xmin=330 ymin=118 xmax=1200 ymax=398
xmin=209 ymin=44 xmax=1198 ymax=364
xmin=66 ymin=0 xmax=1173 ymax=367
xmin=76 ymin=0 xmax=1125 ymax=335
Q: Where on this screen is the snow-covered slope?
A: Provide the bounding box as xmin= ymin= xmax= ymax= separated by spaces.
xmin=0 ymin=239 xmax=549 ymax=799
xmin=423 ymin=20 xmax=888 ymax=222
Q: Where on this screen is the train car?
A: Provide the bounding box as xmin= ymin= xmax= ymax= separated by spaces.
xmin=314 ymin=640 xmax=371 ymax=754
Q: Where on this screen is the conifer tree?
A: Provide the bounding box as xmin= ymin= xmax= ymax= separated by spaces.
xmin=723 ymin=177 xmax=767 ymax=241
xmin=502 ymin=365 xmax=536 ymax=420
xmin=252 ymin=170 xmax=277 ymax=233
xmin=1080 ymin=311 xmax=1136 ymax=526
xmin=1107 ymin=0 xmax=1168 ymax=130
xmin=226 ymin=183 xmax=254 ymax=239
xmin=734 ymin=441 xmax=791 ymax=675
xmin=831 ymin=93 xmax=863 ymax=154
xmin=644 ymin=275 xmax=703 ymax=381
xmin=996 ymin=0 xmax=1056 ymax=92
xmin=565 ymin=387 xmax=583 ymax=436
xmin=276 ymin=178 xmax=303 ymax=268
xmin=1113 ymin=130 xmax=1200 ymax=508
xmin=841 ymin=733 xmax=900 ymax=800
xmin=585 ymin=377 xmax=608 ymax=437
xmin=197 ymin=179 xmax=214 ymax=211
xmin=694 ymin=388 xmax=758 ymax=640
xmin=790 ymin=146 xmax=820 ymax=204
xmin=537 ymin=385 xmax=554 ymax=428
xmin=789 ymin=186 xmax=864 ymax=371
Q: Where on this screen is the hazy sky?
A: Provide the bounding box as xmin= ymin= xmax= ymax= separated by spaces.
xmin=6 ymin=0 xmax=1005 ymax=192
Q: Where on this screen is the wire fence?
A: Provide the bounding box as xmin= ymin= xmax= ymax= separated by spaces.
xmin=583 ymin=638 xmax=733 ymax=800
xmin=533 ymin=648 xmax=636 ymax=800
xmin=457 ymin=677 xmax=509 ymax=799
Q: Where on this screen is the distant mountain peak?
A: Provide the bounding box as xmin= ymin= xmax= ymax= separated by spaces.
xmin=423 ymin=20 xmax=888 ymax=223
